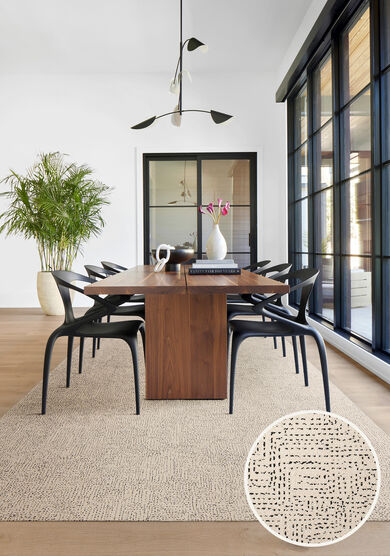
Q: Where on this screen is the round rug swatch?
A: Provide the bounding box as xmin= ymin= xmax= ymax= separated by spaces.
xmin=244 ymin=410 xmax=380 ymax=546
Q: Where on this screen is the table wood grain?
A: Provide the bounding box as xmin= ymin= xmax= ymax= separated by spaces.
xmin=84 ymin=265 xmax=187 ymax=295
xmin=184 ymin=268 xmax=290 ymax=294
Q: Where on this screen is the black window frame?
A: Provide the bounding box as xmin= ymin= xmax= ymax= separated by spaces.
xmin=285 ymin=0 xmax=390 ymax=360
xmin=143 ymin=152 xmax=258 ymax=266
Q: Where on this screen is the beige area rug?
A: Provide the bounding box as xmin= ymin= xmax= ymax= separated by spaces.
xmin=0 ymin=336 xmax=389 ymax=521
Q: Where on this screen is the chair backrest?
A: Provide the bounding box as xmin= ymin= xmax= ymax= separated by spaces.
xmin=85 ymin=264 xmax=115 ymax=280
xmin=285 ymin=268 xmax=319 ymax=324
xmin=101 ymin=261 xmax=128 ymax=273
xmin=51 ymin=271 xmax=95 ymax=324
xmin=243 ymin=260 xmax=271 ymax=272
xmin=253 ymin=267 xmax=319 ymax=325
xmin=258 ymin=262 xmax=292 ymax=279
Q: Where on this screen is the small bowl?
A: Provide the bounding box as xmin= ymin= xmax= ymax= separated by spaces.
xmin=153 ymin=246 xmax=195 ymax=271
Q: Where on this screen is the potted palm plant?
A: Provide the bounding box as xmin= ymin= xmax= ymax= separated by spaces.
xmin=0 ymin=152 xmax=111 ymax=315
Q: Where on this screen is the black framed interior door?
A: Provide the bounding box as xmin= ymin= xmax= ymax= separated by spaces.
xmin=143 ymin=152 xmax=257 ymax=266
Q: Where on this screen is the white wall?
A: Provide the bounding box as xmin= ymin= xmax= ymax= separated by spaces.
xmin=0 ymin=70 xmax=287 ymax=306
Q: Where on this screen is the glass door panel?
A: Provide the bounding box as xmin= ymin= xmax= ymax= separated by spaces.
xmin=149 ymin=160 xmax=197 ymax=206
xmin=150 ymin=207 xmax=197 ymax=252
xmin=201 ymin=159 xmax=250 ymax=204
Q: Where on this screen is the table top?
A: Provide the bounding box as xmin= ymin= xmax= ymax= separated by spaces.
xmin=84 ymin=265 xmax=290 ymax=296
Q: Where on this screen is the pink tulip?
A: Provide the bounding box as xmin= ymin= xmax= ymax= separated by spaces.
xmin=221 ymin=206 xmax=228 ymax=215
xmin=225 ymin=201 xmax=230 ymax=210
xmin=206 ymin=205 xmax=214 ymax=215
xmin=217 ymin=198 xmax=223 ymax=208
xmin=198 ymin=205 xmax=206 ymax=214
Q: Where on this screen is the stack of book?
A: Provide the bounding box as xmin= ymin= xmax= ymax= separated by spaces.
xmin=188 ymin=259 xmax=241 ymax=275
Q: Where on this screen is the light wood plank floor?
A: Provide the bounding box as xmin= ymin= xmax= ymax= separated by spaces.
xmin=0 ymin=308 xmax=389 ymax=556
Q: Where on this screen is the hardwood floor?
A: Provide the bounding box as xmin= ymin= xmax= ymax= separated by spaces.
xmin=0 ymin=308 xmax=389 ymax=556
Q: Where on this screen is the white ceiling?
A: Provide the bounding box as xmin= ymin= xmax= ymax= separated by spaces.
xmin=0 ymin=0 xmax=313 ymax=74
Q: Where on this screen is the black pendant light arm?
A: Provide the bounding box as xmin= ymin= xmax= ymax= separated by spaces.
xmin=172 ymin=38 xmax=190 ymax=83
xmin=156 ymin=109 xmax=210 ymax=120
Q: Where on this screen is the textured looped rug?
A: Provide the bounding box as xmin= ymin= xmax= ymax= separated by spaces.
xmin=0 ymin=337 xmax=389 ymax=521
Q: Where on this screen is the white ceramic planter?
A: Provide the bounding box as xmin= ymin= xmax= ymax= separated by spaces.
xmin=206 ymin=224 xmax=227 ymax=260
xmin=37 ymin=271 xmax=64 ymax=316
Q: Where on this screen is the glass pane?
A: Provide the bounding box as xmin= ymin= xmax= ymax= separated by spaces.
xmin=294 ymin=144 xmax=308 ymax=199
xmin=383 ymin=260 xmax=390 ymax=352
xmin=342 ymin=7 xmax=370 ymax=105
xmin=382 ymin=165 xmax=390 ymax=255
xmin=313 ymin=55 xmax=332 ymax=130
xmin=295 ymin=199 xmax=308 ymax=252
xmin=382 ymin=71 xmax=390 ymax=163
xmin=314 ymin=121 xmax=333 ymax=190
xmin=202 ymin=159 xmax=250 ymax=205
xmin=294 ymin=86 xmax=307 ymax=147
xmin=341 ymin=90 xmax=371 ymax=179
xmin=314 ymin=255 xmax=334 ymax=322
xmin=381 ymin=0 xmax=390 ymax=70
xmin=344 ymin=257 xmax=372 ymax=341
xmin=314 ymin=189 xmax=333 ymax=253
xmin=343 ymin=173 xmax=371 ymax=255
xmin=149 ymin=160 xmax=197 ymax=206
xmin=201 ymin=207 xmax=250 ymax=253
xmin=150 ymin=207 xmax=197 ymax=251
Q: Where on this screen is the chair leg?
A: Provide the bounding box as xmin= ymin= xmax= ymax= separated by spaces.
xmin=312 ymin=331 xmax=331 ymax=412
xmin=292 ymin=336 xmax=300 ymax=374
xmin=92 ymin=337 xmax=96 ymax=358
xmin=139 ymin=325 xmax=146 ymax=359
xmin=107 ymin=314 xmax=111 ymax=323
xmin=78 ymin=337 xmax=84 ymax=374
xmin=66 ymin=336 xmax=74 ymax=388
xmin=229 ymin=333 xmax=243 ymax=415
xmin=41 ymin=332 xmax=59 ymax=415
xmin=299 ymin=336 xmax=309 ymax=386
xmin=127 ymin=338 xmax=140 ymax=415
xmin=281 ymin=336 xmax=286 ymax=357
xmin=273 ymin=337 xmax=277 ymax=349
xmin=97 ymin=318 xmax=102 ymax=349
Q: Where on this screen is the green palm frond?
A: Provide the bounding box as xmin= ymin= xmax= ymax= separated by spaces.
xmin=0 ymin=152 xmax=112 ymax=270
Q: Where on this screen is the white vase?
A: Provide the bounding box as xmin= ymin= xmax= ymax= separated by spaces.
xmin=37 ymin=271 xmax=65 ymax=316
xmin=206 ymin=224 xmax=227 ymax=260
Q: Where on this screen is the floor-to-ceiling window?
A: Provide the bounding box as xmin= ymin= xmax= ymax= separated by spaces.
xmin=286 ymin=0 xmax=390 ymax=358
xmin=143 ymin=153 xmax=257 ymax=267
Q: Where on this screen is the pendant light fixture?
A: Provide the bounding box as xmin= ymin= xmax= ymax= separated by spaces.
xmin=131 ymin=0 xmax=233 ymax=130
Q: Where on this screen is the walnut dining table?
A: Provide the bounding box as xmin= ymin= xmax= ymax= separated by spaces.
xmin=84 ymin=265 xmax=290 ymax=400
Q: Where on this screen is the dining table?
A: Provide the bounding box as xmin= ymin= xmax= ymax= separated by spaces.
xmin=84 ymin=265 xmax=290 ymax=400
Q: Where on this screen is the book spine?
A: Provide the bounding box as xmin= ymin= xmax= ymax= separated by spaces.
xmin=188 ymin=268 xmax=241 ymax=275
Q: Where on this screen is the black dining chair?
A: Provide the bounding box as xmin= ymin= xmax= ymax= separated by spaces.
xmin=227 ymin=263 xmax=296 ymax=365
xmin=227 ymin=259 xmax=273 ymax=304
xmin=242 ymin=259 xmax=272 ymax=272
xmin=84 ymin=264 xmax=116 ymax=280
xmin=227 ymin=268 xmax=330 ymax=414
xmin=84 ymin=264 xmax=145 ymax=356
xmin=41 ymin=271 xmax=144 ymax=415
xmin=101 ymin=261 xmax=128 ymax=273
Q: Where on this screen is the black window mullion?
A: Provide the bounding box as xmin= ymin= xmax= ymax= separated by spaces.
xmin=307 ymin=71 xmax=316 ymax=313
xmin=332 ymin=32 xmax=343 ymax=331
xmin=371 ymin=0 xmax=383 ymax=350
